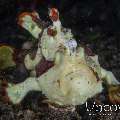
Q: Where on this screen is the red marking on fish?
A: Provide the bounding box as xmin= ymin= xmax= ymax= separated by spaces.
xmin=49 ymin=8 xmax=59 ymax=21
xmin=85 ymin=47 xmax=95 ymax=56
xmin=18 ymin=11 xmax=39 ymax=27
xmin=36 ymin=57 xmax=54 ymax=77
xmin=47 ymin=27 xmax=57 ymax=36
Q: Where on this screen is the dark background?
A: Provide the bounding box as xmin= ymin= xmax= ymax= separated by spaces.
xmin=1 ymin=0 xmax=120 ymax=31
xmin=1 ymin=0 xmax=120 ymax=45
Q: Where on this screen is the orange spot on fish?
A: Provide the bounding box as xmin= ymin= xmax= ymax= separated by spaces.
xmin=49 ymin=8 xmax=59 ymax=21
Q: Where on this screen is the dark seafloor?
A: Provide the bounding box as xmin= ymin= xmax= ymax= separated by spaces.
xmin=0 ymin=0 xmax=120 ymax=120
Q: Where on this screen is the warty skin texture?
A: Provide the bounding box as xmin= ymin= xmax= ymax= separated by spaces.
xmin=6 ymin=8 xmax=119 ymax=106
